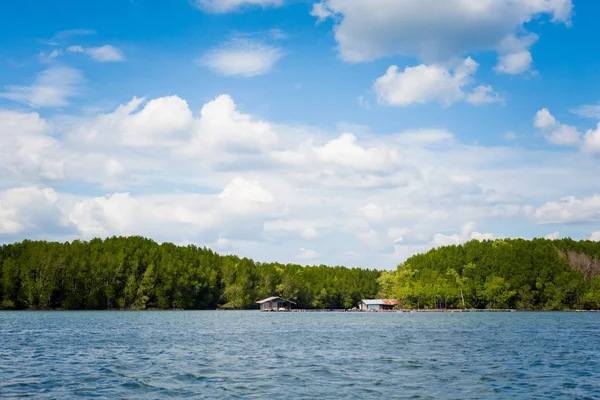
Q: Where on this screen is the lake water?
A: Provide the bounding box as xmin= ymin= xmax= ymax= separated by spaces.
xmin=1 ymin=311 xmax=599 ymax=399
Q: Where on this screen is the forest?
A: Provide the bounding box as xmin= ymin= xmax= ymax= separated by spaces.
xmin=1 ymin=236 xmax=600 ymax=310
xmin=378 ymin=238 xmax=600 ymax=310
xmin=0 ymin=237 xmax=379 ymax=310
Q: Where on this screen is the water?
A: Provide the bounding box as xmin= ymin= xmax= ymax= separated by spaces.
xmin=1 ymin=311 xmax=599 ymax=399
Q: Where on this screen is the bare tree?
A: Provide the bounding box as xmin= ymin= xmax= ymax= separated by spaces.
xmin=561 ymin=250 xmax=600 ymax=281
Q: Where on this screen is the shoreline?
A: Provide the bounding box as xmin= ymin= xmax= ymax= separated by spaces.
xmin=4 ymin=308 xmax=600 ymax=312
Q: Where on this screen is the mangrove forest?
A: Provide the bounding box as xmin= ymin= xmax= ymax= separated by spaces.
xmin=1 ymin=236 xmax=600 ymax=310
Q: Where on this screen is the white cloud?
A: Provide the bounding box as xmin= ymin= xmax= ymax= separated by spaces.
xmin=0 ymin=67 xmax=83 ymax=107
xmin=591 ymin=232 xmax=600 ymax=242
xmin=0 ymin=110 xmax=65 ymax=181
xmin=467 ymin=85 xmax=503 ymax=105
xmin=69 ymin=95 xmax=195 ymax=148
xmin=310 ymin=2 xmax=333 ymax=22
xmin=534 ymin=108 xmax=600 ymax=153
xmin=298 ymin=248 xmax=319 ymax=260
xmin=534 ymin=108 xmax=581 ymax=147
xmin=65 ymin=93 xmax=278 ymax=175
xmin=67 ymin=45 xmax=125 ymax=62
xmin=0 ymin=187 xmax=74 ymax=237
xmin=194 ymin=0 xmax=282 ymax=13
xmin=67 ymin=177 xmax=281 ymax=242
xmin=310 ymin=133 xmax=399 ymax=171
xmin=4 ymin=92 xmax=600 ymax=268
xmin=532 ymin=195 xmax=600 ymax=224
xmin=545 ymin=231 xmax=560 ymax=240
xmin=187 ymin=94 xmax=278 ymax=155
xmin=495 ymin=50 xmax=533 ymax=75
xmin=374 ymin=58 xmax=499 ymax=106
xmin=120 ymin=96 xmax=193 ymax=146
xmin=534 ymin=108 xmax=557 ymax=129
xmin=272 ymin=132 xmax=408 ymax=189
xmin=572 ymin=103 xmax=600 ymax=119
xmin=431 ymin=222 xmax=493 ymax=247
xmin=200 ymin=39 xmax=283 ymax=77
xmin=582 ymin=123 xmax=600 ymax=154
xmin=311 ymin=0 xmax=572 ymax=64
xmin=218 ymin=177 xmax=276 ymax=214
xmin=545 ymin=124 xmax=580 ymax=147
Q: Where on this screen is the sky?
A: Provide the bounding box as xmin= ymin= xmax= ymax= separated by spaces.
xmin=1 ymin=0 xmax=599 ymax=269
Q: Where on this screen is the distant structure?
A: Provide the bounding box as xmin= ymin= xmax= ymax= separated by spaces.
xmin=256 ymin=296 xmax=296 ymax=311
xmin=359 ymin=299 xmax=399 ymax=311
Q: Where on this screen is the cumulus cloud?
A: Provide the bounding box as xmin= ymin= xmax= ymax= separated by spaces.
xmin=534 ymin=108 xmax=581 ymax=147
xmin=194 ymin=0 xmax=282 ymax=13
xmin=68 ymin=95 xmax=193 ymax=148
xmin=0 ymin=187 xmax=74 ymax=237
xmin=309 ymin=133 xmax=399 ymax=171
xmin=582 ymin=124 xmax=600 ymax=154
xmin=272 ymin=132 xmax=408 ymax=189
xmin=310 ymin=2 xmax=332 ymax=22
xmin=591 ymin=232 xmax=600 ymax=242
xmin=532 ymin=195 xmax=600 ymax=224
xmin=120 ymin=96 xmax=194 ymax=146
xmin=534 ymin=108 xmax=600 ymax=153
xmin=495 ymin=50 xmax=533 ymax=75
xmin=65 ymin=93 xmax=279 ymax=177
xmin=67 ymin=45 xmax=125 ymax=62
xmin=374 ymin=58 xmax=500 ymax=106
xmin=545 ymin=231 xmax=560 ymax=240
xmin=3 ymin=91 xmax=600 ymax=268
xmin=200 ymin=39 xmax=283 ymax=77
xmin=311 ymin=0 xmax=572 ymax=67
xmin=186 ymin=94 xmax=278 ymax=159
xmin=431 ymin=222 xmax=493 ymax=247
xmin=0 ymin=67 xmax=83 ymax=107
xmin=67 ymin=177 xmax=281 ymax=242
xmin=534 ymin=108 xmax=557 ymax=129
xmin=0 ymin=110 xmax=65 ymax=181
xmin=467 ymin=85 xmax=503 ymax=105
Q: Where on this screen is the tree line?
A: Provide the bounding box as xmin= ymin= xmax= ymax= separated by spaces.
xmin=377 ymin=238 xmax=600 ymax=310
xmin=2 ymin=236 xmax=600 ymax=310
xmin=0 ymin=236 xmax=379 ymax=310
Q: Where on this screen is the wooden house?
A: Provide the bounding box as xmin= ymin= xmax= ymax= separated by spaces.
xmin=256 ymin=296 xmax=296 ymax=311
xmin=359 ymin=299 xmax=399 ymax=311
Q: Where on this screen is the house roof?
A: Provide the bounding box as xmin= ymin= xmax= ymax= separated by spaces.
xmin=256 ymin=296 xmax=297 ymax=304
xmin=361 ymin=299 xmax=399 ymax=305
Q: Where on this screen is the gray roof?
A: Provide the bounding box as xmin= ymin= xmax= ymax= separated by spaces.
xmin=256 ymin=296 xmax=297 ymax=304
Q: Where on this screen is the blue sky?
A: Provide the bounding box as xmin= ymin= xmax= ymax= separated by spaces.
xmin=1 ymin=0 xmax=599 ymax=268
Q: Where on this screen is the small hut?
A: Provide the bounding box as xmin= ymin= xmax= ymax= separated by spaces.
xmin=359 ymin=299 xmax=399 ymax=311
xmin=256 ymin=296 xmax=296 ymax=311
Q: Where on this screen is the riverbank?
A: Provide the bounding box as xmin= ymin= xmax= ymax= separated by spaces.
xmin=281 ymin=308 xmax=600 ymax=313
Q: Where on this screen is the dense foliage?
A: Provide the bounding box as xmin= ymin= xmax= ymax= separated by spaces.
xmin=2 ymin=237 xmax=600 ymax=311
xmin=0 ymin=237 xmax=379 ymax=310
xmin=378 ymin=238 xmax=600 ymax=310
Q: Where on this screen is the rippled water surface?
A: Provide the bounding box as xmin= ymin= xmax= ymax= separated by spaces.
xmin=1 ymin=311 xmax=599 ymax=399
